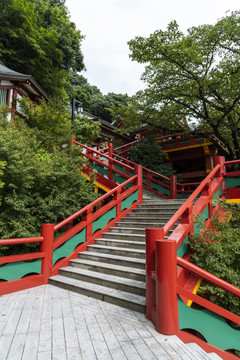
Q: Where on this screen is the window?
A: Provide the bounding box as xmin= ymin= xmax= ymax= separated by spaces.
xmin=0 ymin=89 xmax=7 ymax=107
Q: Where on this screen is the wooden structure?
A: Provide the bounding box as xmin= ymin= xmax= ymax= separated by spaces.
xmin=0 ymin=61 xmax=48 ymax=120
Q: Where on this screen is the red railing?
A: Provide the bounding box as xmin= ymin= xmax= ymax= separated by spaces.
xmin=0 ymin=156 xmax=142 ymax=295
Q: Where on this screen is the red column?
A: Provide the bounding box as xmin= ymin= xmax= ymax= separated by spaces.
xmin=155 ymin=239 xmax=179 ymax=335
xmin=135 ymin=164 xmax=143 ymax=202
xmin=214 ymin=156 xmax=226 ymax=195
xmin=108 ymin=143 xmax=114 ymax=181
xmin=170 ymin=175 xmax=177 ymax=199
xmin=40 ymin=224 xmax=54 ymax=283
xmin=146 ymin=228 xmax=164 ymax=320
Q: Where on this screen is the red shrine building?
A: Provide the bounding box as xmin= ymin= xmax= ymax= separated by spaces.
xmin=0 ymin=61 xmax=48 ymax=121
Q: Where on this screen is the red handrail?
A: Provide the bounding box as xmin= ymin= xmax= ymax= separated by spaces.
xmin=163 ymin=164 xmax=220 ymax=235
xmin=0 ymin=237 xmax=44 ymax=245
xmin=54 ymin=175 xmax=137 ymax=231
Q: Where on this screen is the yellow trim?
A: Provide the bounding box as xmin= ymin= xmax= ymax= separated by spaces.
xmin=187 ymin=278 xmax=202 ymax=307
xmin=226 ymin=199 xmax=240 ymax=203
xmin=164 ymin=142 xmax=213 ymax=153
xmin=83 ymin=173 xmax=110 ymax=193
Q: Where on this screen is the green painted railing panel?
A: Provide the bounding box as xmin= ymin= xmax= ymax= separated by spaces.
xmin=115 ymin=164 xmax=126 ymax=174
xmin=91 ymin=163 xmax=108 ymax=177
xmin=92 ymin=206 xmax=116 ymax=234
xmin=225 ymin=177 xmax=240 ymax=189
xmin=52 ymin=228 xmax=86 ymax=266
xmin=121 ymin=191 xmax=138 ymax=211
xmin=179 ymin=297 xmax=240 ymax=351
xmin=151 ymin=181 xmax=170 ymax=197
xmin=113 ymin=173 xmax=129 ymax=186
xmin=177 ymin=236 xmax=188 ymax=258
xmin=180 ymin=138 xmax=190 ymax=144
xmin=0 ymin=259 xmax=41 ymax=281
xmin=194 ymin=205 xmax=209 ymax=234
xmin=143 ymin=177 xmax=147 ymax=185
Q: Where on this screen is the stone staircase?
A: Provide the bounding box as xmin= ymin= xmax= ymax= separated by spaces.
xmin=49 ymin=189 xmax=185 ymax=313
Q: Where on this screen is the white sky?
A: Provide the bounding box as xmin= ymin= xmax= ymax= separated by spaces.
xmin=65 ymin=0 xmax=239 ymax=96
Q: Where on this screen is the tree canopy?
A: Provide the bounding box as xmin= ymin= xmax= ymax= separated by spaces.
xmin=0 ymin=0 xmax=84 ymax=98
xmin=115 ymin=11 xmax=240 ymax=159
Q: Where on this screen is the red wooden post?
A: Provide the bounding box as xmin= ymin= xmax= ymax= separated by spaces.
xmin=202 ymin=180 xmax=212 ymax=217
xmin=146 ymin=228 xmax=164 ymax=320
xmin=170 ymin=175 xmax=177 ymax=199
xmin=114 ymin=188 xmax=122 ymax=218
xmin=135 ymin=164 xmax=142 ymax=202
xmin=40 ymin=224 xmax=54 ymax=283
xmin=155 ymin=239 xmax=179 ymax=335
xmin=215 ymin=156 xmax=226 ymax=195
xmin=83 ymin=207 xmax=93 ymax=241
xmin=108 ymin=143 xmax=114 ymax=181
xmin=146 ymin=170 xmax=151 ymax=190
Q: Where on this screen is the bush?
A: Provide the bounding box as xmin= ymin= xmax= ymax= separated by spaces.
xmin=188 ymin=200 xmax=240 ymax=317
xmin=0 ymin=120 xmax=97 ymax=245
xmin=128 ymin=137 xmax=174 ymax=178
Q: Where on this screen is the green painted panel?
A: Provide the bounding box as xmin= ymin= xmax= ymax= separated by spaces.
xmin=143 ymin=177 xmax=147 ymax=185
xmin=166 ymin=141 xmax=176 ymax=147
xmin=113 ymin=173 xmax=128 ymax=185
xmin=180 ymin=138 xmax=190 ymax=144
xmin=92 ymin=206 xmax=116 ymax=233
xmin=151 ymin=181 xmax=170 ymax=196
xmin=91 ymin=163 xmax=108 ymax=177
xmin=0 ymin=259 xmax=41 ymax=281
xmin=179 ymin=297 xmax=240 ymax=351
xmin=194 ymin=205 xmax=209 ymax=233
xmin=121 ymin=191 xmax=138 ymax=211
xmin=115 ymin=164 xmax=126 ymax=174
xmin=177 ymin=236 xmax=188 ymax=258
xmin=195 ymin=137 xmax=204 ymax=142
xmin=52 ymin=228 xmax=86 ymax=266
xmin=225 ymin=177 xmax=240 ymax=189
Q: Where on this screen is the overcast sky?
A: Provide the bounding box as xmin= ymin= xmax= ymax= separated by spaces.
xmin=65 ymin=0 xmax=239 ymax=96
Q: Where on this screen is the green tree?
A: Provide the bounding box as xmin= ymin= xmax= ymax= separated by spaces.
xmin=0 ymin=0 xmax=84 ymax=98
xmin=129 ymin=137 xmax=174 ymax=178
xmin=0 ymin=119 xmax=97 ymax=240
xmin=74 ymin=115 xmax=100 ymax=145
xmin=125 ymin=11 xmax=240 ymax=159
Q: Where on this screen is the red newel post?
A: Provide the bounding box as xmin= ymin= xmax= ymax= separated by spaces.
xmin=214 ymin=156 xmax=226 ymax=195
xmin=170 ymin=175 xmax=177 ymax=199
xmin=155 ymin=239 xmax=179 ymax=335
xmin=146 ymin=228 xmax=164 ymax=320
xmin=135 ymin=164 xmax=142 ymax=202
xmin=41 ymin=224 xmax=54 ymax=283
xmin=108 ymin=143 xmax=114 ymax=181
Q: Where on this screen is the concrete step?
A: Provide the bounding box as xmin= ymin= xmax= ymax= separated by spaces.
xmin=115 ymin=221 xmax=168 ymax=229
xmin=102 ymin=231 xmax=145 ymax=240
xmin=58 ymin=266 xmax=145 ymax=296
xmin=49 ymin=274 xmax=146 ymax=313
xmin=125 ymin=214 xmax=179 ymax=222
xmin=109 ymin=226 xmax=146 ymax=234
xmin=132 ymin=208 xmax=180 ymax=214
xmin=78 ymin=251 xmax=145 ymax=269
xmin=87 ymin=244 xmax=145 ymax=259
xmin=69 ymin=258 xmax=146 ymax=281
xmin=95 ymin=237 xmax=145 ymax=249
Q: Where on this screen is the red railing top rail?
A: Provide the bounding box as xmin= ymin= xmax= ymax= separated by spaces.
xmin=225 ymin=159 xmax=240 ymax=166
xmin=0 ymin=237 xmax=44 ymax=245
xmin=73 ymin=140 xmax=134 ymax=172
xmin=113 ymin=139 xmax=140 ymax=152
xmin=54 ymin=174 xmax=137 ymax=231
xmin=177 ymin=256 xmax=240 ymax=299
xmin=163 ymin=164 xmax=220 ymax=235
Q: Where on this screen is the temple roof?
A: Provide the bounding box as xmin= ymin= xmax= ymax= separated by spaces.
xmin=0 ymin=61 xmax=49 ymax=100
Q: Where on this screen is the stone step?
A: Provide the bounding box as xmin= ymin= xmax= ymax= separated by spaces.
xmin=58 ymin=266 xmax=145 ymax=296
xmin=101 ymin=232 xmax=145 ymax=241
xmin=125 ymin=214 xmax=179 ymax=222
xmin=78 ymin=251 xmax=145 ymax=269
xmin=109 ymin=226 xmax=146 ymax=234
xmin=69 ymin=258 xmax=145 ymax=281
xmin=49 ymin=274 xmax=146 ymax=313
xmin=95 ymin=237 xmax=145 ymax=249
xmin=132 ymin=208 xmax=180 ymax=214
xmin=115 ymin=221 xmax=169 ymax=229
xmin=87 ymin=244 xmax=145 ymax=259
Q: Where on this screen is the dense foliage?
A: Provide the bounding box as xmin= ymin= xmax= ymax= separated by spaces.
xmin=128 ymin=137 xmax=174 ymax=178
xmin=0 ymin=110 xmax=97 ymax=242
xmin=189 ymin=201 xmax=240 ymax=317
xmin=70 ymin=73 xmax=128 ymax=123
xmin=0 ymin=0 xmax=84 ymax=98
xmin=113 ymin=11 xmax=240 ymax=159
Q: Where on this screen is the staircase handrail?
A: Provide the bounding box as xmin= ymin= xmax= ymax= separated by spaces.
xmin=54 ymin=175 xmax=137 ymax=231
xmin=163 ymin=164 xmax=220 ymax=236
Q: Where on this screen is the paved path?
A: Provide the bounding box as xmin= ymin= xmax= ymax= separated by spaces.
xmin=0 ymin=285 xmax=221 ymax=360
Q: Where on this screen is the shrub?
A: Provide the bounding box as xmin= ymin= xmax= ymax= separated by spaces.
xmin=188 ymin=200 xmax=240 ymax=317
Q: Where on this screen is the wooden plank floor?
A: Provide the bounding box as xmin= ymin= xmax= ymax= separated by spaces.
xmin=0 ymin=285 xmax=221 ymax=360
